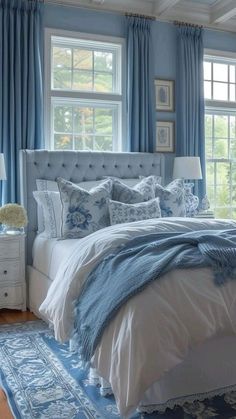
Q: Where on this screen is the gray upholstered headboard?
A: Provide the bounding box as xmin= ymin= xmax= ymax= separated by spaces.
xmin=19 ymin=150 xmax=165 ymax=264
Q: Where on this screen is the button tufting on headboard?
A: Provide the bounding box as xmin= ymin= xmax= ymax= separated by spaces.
xmin=19 ymin=150 xmax=165 ymax=265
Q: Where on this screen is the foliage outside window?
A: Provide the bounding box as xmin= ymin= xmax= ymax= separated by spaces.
xmin=45 ymin=30 xmax=124 ymax=151
xmin=204 ymin=52 xmax=236 ymax=218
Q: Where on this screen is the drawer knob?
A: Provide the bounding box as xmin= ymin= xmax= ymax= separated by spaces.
xmin=3 ymin=270 xmax=7 ymax=275
xmin=4 ymin=292 xmax=8 ymax=297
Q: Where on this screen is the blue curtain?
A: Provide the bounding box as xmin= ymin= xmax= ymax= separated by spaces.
xmin=0 ymin=0 xmax=43 ymax=204
xmin=176 ymin=25 xmax=205 ymax=200
xmin=126 ymin=17 xmax=155 ymax=152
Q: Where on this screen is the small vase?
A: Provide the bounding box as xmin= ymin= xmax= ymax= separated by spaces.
xmin=3 ymin=225 xmax=24 ymax=235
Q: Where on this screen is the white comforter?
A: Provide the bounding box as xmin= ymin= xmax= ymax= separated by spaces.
xmin=40 ymin=217 xmax=236 ymax=417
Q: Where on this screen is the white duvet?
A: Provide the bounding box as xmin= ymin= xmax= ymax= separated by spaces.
xmin=40 ymin=217 xmax=236 ymax=417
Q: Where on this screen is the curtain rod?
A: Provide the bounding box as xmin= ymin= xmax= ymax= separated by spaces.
xmin=125 ymin=12 xmax=156 ymax=21
xmin=174 ymin=20 xmax=203 ymax=29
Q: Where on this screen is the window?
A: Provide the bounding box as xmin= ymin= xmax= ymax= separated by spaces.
xmin=204 ymin=51 xmax=236 ymax=218
xmin=45 ymin=29 xmax=125 ymax=151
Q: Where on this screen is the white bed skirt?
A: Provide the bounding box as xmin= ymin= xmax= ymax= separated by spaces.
xmin=28 ymin=265 xmax=236 ymax=414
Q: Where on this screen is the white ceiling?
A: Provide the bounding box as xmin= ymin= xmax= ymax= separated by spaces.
xmin=48 ymin=0 xmax=236 ymax=32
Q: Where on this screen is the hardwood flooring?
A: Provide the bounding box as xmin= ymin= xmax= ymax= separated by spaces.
xmin=0 ymin=309 xmax=38 ymax=419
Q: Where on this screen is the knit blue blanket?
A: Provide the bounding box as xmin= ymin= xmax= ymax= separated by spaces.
xmin=74 ymin=228 xmax=236 ymax=363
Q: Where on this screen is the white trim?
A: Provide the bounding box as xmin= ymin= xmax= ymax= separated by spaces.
xmin=204 ymin=49 xmax=236 ymax=61
xmin=44 ymin=27 xmax=125 ymax=151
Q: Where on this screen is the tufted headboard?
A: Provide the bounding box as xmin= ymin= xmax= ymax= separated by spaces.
xmin=19 ymin=150 xmax=165 ymax=264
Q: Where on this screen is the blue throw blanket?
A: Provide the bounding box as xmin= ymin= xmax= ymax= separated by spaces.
xmin=74 ymin=229 xmax=236 ymax=363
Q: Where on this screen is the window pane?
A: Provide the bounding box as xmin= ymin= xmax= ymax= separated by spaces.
xmin=215 ymin=207 xmax=231 ymax=218
xmin=53 ymin=47 xmax=72 ymax=69
xmin=54 ymin=106 xmax=72 ymax=133
xmin=53 ymin=70 xmax=72 ymax=89
xmin=230 ymin=84 xmax=236 ymax=101
xmin=204 ymin=81 xmax=211 ymax=99
xmin=207 ymin=185 xmax=215 ymax=206
xmin=94 ymin=136 xmax=112 ymax=151
xmin=215 ymin=162 xmax=230 ymax=185
xmin=73 ymin=70 xmax=93 ymax=90
xmin=74 ymin=107 xmax=93 ymax=134
xmin=54 ymin=134 xmax=73 ymax=150
xmin=205 ymin=114 xmax=212 ymax=137
xmin=205 ymin=137 xmax=212 ymax=159
xmin=230 ymin=116 xmax=236 ymax=138
xmin=231 ymin=163 xmax=236 ymax=184
xmin=94 ymin=51 xmax=113 ymax=72
xmin=230 ymin=65 xmax=235 ymax=83
xmin=75 ymin=135 xmax=93 ymax=150
xmin=94 ymin=73 xmax=113 ymax=92
xmin=73 ymin=49 xmax=92 ymax=70
xmin=213 ymin=63 xmax=228 ymax=82
xmin=231 ymin=140 xmax=236 ymax=158
xmin=213 ymin=82 xmax=228 ymax=100
xmin=215 ymin=185 xmax=230 ymax=205
xmin=206 ymin=162 xmax=214 ymax=184
xmin=213 ymin=139 xmax=228 ymax=159
xmin=204 ymin=61 xmax=211 ymax=80
xmin=214 ymin=115 xmax=228 ymax=138
xmin=94 ymin=108 xmax=113 ymax=134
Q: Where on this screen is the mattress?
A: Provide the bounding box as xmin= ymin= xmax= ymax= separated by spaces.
xmin=32 ymin=234 xmax=79 ymax=280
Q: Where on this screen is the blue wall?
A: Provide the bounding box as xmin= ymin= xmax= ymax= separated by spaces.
xmin=43 ymin=4 xmax=236 ymax=182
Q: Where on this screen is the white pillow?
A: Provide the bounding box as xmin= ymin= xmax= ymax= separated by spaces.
xmin=33 ymin=191 xmax=61 ymax=238
xmin=109 ymin=198 xmax=161 ymax=225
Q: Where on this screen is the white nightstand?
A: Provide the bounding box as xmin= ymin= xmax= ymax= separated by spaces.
xmin=0 ymin=234 xmax=26 ymax=311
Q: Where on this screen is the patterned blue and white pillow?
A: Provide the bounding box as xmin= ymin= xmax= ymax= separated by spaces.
xmin=155 ymin=179 xmax=186 ymax=217
xmin=109 ymin=198 xmax=161 ymax=225
xmin=57 ymin=177 xmax=113 ymax=239
xmin=111 ymin=176 xmax=155 ymax=204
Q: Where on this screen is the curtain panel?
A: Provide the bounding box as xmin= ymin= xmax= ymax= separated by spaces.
xmin=176 ymin=25 xmax=206 ymax=200
xmin=0 ymin=0 xmax=43 ymax=204
xmin=126 ymin=16 xmax=155 ymax=153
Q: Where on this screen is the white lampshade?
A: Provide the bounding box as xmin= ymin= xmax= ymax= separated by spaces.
xmin=173 ymin=156 xmax=202 ymax=180
xmin=0 ymin=154 xmax=6 ymax=180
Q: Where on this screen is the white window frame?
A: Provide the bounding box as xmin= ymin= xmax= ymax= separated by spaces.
xmin=204 ymin=49 xmax=236 ymax=218
xmin=44 ymin=28 xmax=126 ymax=151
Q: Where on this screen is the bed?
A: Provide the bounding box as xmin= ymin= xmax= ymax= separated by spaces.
xmin=20 ymin=149 xmax=236 ymax=417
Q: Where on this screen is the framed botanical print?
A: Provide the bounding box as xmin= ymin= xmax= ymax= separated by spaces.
xmin=155 ymin=79 xmax=174 ymax=111
xmin=156 ymin=121 xmax=175 ymax=153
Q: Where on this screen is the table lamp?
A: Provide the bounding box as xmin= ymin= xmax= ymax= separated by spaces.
xmin=173 ymin=156 xmax=202 ymax=216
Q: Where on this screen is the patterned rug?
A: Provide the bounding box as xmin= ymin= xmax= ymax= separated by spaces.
xmin=1 ymin=321 xmax=236 ymax=419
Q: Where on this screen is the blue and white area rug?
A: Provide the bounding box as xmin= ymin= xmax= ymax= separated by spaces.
xmin=1 ymin=321 xmax=236 ymax=419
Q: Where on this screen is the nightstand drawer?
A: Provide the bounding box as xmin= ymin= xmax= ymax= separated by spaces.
xmin=0 ymin=261 xmax=21 ymax=283
xmin=0 ymin=240 xmax=20 ymax=259
xmin=0 ymin=286 xmax=23 ymax=306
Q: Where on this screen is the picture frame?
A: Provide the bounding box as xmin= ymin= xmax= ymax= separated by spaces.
xmin=156 ymin=121 xmax=175 ymax=153
xmin=155 ymin=79 xmax=174 ymax=111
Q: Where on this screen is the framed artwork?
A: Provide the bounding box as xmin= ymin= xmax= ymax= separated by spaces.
xmin=155 ymin=79 xmax=174 ymax=111
xmin=156 ymin=121 xmax=175 ymax=153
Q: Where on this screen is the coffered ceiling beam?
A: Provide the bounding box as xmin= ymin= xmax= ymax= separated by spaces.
xmin=210 ymin=0 xmax=236 ymax=23
xmin=153 ymin=0 xmax=180 ymax=16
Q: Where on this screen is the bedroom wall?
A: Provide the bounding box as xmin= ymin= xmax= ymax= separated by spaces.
xmin=43 ymin=4 xmax=236 ymax=183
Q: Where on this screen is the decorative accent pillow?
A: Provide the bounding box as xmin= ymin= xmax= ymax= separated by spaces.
xmin=139 ymin=175 xmax=162 ymax=185
xmin=154 ymin=179 xmax=186 ymax=217
xmin=33 ymin=191 xmax=62 ymax=238
xmin=111 ymin=176 xmax=155 ymax=204
xmin=109 ymin=198 xmax=161 ymax=225
xmin=57 ymin=178 xmax=113 ymax=239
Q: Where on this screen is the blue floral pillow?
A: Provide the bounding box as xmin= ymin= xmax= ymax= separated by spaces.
xmin=57 ymin=177 xmax=112 ymax=238
xmin=155 ymin=179 xmax=186 ymax=217
xmin=109 ymin=198 xmax=161 ymax=225
xmin=112 ymin=176 xmax=155 ymax=204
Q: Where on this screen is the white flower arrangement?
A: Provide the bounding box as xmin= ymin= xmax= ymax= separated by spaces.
xmin=0 ymin=204 xmax=28 ymax=228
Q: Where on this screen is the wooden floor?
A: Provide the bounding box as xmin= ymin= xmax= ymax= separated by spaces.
xmin=0 ymin=309 xmax=38 ymax=419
